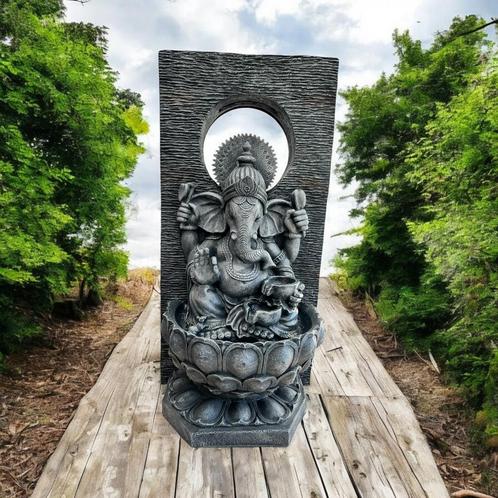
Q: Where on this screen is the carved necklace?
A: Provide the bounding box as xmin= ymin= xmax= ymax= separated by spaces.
xmin=221 ymin=236 xmax=260 ymax=282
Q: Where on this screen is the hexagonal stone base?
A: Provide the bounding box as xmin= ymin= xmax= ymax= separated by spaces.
xmin=162 ymin=373 xmax=306 ymax=448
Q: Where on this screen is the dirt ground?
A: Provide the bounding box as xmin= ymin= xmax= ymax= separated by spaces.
xmin=0 ymin=269 xmax=157 ymax=498
xmin=338 ymin=289 xmax=498 ymax=497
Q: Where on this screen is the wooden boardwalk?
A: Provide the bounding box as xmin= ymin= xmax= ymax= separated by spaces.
xmin=32 ymin=279 xmax=448 ymax=498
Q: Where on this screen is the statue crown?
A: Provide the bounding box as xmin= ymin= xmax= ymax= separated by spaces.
xmin=213 ymin=134 xmax=278 ymax=206
xmin=221 ymin=142 xmax=267 ymax=205
xmin=236 ymin=141 xmax=256 ymax=166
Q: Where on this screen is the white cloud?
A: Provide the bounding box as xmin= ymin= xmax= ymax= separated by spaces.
xmin=125 ymin=198 xmax=160 ymax=269
xmin=317 ymin=0 xmax=422 ymax=44
xmin=156 ymin=0 xmax=271 ymax=54
xmin=248 ymin=0 xmax=422 ymax=44
xmin=252 ymin=0 xmax=301 ymax=25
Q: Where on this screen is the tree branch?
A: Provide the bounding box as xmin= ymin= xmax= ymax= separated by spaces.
xmin=451 ymin=490 xmax=496 ymax=498
xmin=453 ymin=18 xmax=497 ymax=38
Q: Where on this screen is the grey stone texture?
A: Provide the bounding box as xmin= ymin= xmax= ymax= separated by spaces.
xmin=159 ymin=50 xmax=339 ymax=383
xmin=162 ymin=372 xmax=307 ymax=447
xmin=164 ymin=300 xmax=325 ymax=398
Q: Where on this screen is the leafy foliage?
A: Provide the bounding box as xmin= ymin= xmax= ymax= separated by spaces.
xmin=335 ymin=16 xmax=497 ymax=443
xmin=0 ymin=1 xmax=147 ymax=361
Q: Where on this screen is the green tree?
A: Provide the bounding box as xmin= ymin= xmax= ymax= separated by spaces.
xmin=337 ymin=16 xmax=488 ymax=298
xmin=0 ymin=0 xmax=148 ymax=361
xmin=407 ymin=53 xmax=498 ymax=440
xmin=335 ymin=16 xmax=497 ymax=443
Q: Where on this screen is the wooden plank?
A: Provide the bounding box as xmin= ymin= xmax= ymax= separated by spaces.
xmin=139 ymin=387 xmax=180 ymax=498
xmin=34 ymin=381 xmax=118 ymax=498
xmin=311 ymin=344 xmax=347 ymax=396
xmin=318 ymin=277 xmax=335 ymax=299
xmin=308 ymin=366 xmax=322 ymax=394
xmin=118 ymin=364 xmax=162 ymax=497
xmin=261 ymin=424 xmax=327 ymax=498
xmin=32 ymin=290 xmax=160 ymax=498
xmin=370 ymin=396 xmax=449 ymax=498
xmin=73 ymin=362 xmax=153 ymax=497
xmin=175 ymin=441 xmax=234 ymax=498
xmin=345 ymin=331 xmax=403 ymax=397
xmin=317 ymin=279 xmax=403 ymax=398
xmin=322 ymin=395 xmax=449 ymax=498
xmin=320 ymin=312 xmax=402 ymax=398
xmin=320 ymin=338 xmax=374 ymax=397
xmin=318 ymin=294 xmax=375 ymax=397
xmin=325 ymin=295 xmax=403 ymax=398
xmin=34 ymin=355 xmax=153 ymax=497
xmin=232 ymin=448 xmax=269 ymax=498
xmin=302 ymin=394 xmax=357 ymax=497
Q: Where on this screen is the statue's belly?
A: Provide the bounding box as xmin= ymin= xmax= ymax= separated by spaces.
xmin=217 ymin=261 xmax=268 ymax=299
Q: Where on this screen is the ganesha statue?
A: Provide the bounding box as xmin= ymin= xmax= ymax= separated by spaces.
xmin=162 ymin=134 xmax=324 ymax=447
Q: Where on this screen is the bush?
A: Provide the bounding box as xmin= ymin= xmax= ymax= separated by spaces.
xmin=375 ymin=278 xmax=451 ymax=344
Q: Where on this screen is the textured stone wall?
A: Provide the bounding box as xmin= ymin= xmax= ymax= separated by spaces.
xmin=159 ymin=50 xmax=338 ymax=383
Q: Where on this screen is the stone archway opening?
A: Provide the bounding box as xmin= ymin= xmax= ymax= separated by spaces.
xmin=202 ymin=108 xmax=289 ymax=190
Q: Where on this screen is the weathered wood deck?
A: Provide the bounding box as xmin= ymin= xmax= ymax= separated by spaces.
xmin=32 ymin=279 xmax=448 ymax=498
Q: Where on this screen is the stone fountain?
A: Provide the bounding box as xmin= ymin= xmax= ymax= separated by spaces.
xmin=162 ymin=137 xmax=324 ymax=446
xmin=158 ymin=50 xmax=338 ymax=447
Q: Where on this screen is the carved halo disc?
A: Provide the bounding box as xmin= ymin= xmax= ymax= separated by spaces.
xmin=213 ymin=133 xmax=278 ymax=189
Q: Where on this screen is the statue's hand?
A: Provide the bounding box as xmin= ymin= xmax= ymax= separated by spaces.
xmin=284 ymin=208 xmax=309 ymax=236
xmin=287 ymin=282 xmax=305 ymax=309
xmin=176 ymin=202 xmax=198 ymax=229
xmin=190 ymin=248 xmax=220 ymax=285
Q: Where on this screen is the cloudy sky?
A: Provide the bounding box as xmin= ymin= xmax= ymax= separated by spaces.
xmin=64 ymin=0 xmax=495 ymax=275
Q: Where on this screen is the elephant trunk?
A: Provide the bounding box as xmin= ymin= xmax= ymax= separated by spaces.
xmin=233 ymin=231 xmax=275 ymax=270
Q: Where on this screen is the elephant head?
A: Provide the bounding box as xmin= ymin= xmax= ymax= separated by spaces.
xmin=225 ymin=195 xmax=274 ymax=269
xmin=187 ymin=190 xmax=291 ymax=270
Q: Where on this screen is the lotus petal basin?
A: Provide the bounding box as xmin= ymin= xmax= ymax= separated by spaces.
xmin=163 ymin=300 xmax=324 ymax=398
xmin=162 ymin=300 xmax=324 ymax=447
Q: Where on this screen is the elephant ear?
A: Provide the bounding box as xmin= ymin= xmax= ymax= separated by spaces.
xmin=259 ymin=198 xmax=291 ymax=238
xmin=190 ymin=192 xmax=226 ymax=233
